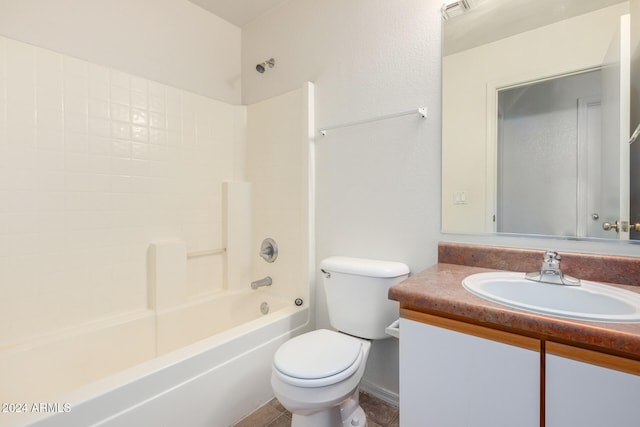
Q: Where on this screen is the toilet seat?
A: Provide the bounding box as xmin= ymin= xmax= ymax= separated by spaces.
xmin=273 ymin=329 xmax=364 ymax=388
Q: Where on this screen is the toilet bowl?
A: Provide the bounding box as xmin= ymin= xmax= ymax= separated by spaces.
xmin=271 ymin=329 xmax=371 ymax=427
xmin=270 ymin=257 xmax=410 ymax=427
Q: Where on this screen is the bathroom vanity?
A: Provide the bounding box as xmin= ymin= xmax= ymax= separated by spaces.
xmin=389 ymin=243 xmax=640 ymax=427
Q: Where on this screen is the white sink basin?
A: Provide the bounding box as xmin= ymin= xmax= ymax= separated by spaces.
xmin=462 ymin=272 xmax=640 ymax=323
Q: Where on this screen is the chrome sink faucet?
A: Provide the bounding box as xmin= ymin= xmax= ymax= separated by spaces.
xmin=525 ymin=250 xmax=581 ymax=286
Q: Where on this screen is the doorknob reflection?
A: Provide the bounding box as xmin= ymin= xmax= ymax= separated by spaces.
xmin=602 ymin=221 xmax=622 ymax=232
xmin=602 ymin=221 xmax=637 ymax=232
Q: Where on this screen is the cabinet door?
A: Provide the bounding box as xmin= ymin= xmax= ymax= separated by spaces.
xmin=400 ymin=315 xmax=540 ymax=427
xmin=546 ymin=343 xmax=640 ymax=427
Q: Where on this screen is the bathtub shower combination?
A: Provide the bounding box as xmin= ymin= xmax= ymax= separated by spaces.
xmin=2 ymin=162 xmax=312 ymax=427
xmin=1 ymin=238 xmax=310 ymax=427
xmin=0 ymin=34 xmax=314 ymax=427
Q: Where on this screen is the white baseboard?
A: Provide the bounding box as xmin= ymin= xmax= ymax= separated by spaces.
xmin=359 ymin=379 xmax=399 ymax=407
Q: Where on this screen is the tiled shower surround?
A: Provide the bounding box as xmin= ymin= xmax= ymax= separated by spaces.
xmin=0 ymin=35 xmax=246 ymax=347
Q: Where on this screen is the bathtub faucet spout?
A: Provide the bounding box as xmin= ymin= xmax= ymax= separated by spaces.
xmin=251 ymin=276 xmax=272 ymax=290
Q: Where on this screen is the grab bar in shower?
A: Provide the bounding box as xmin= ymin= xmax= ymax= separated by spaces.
xmin=187 ymin=248 xmax=226 ymax=259
xmin=318 ymin=107 xmax=426 ymax=136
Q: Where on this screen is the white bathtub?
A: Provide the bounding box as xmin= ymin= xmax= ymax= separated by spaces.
xmin=1 ymin=291 xmax=310 ymax=427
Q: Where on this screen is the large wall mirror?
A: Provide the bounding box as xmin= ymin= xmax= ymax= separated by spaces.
xmin=441 ymin=0 xmax=640 ymax=241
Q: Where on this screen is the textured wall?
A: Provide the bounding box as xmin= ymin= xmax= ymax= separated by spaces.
xmin=243 ymin=0 xmax=443 ymax=399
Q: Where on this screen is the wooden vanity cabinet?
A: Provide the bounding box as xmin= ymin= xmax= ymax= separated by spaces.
xmin=399 ymin=311 xmax=541 ymax=427
xmin=400 ymin=309 xmax=640 ymax=427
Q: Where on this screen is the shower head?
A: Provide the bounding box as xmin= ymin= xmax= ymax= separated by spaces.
xmin=256 ymin=58 xmax=275 ymax=73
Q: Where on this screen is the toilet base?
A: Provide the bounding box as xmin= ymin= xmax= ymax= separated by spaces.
xmin=290 ymin=390 xmax=367 ymax=427
xmin=341 ymin=405 xmax=366 ymax=427
xmin=271 ymin=333 xmax=373 ymax=427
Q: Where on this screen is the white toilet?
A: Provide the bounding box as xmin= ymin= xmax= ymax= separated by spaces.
xmin=271 ymin=256 xmax=410 ymax=427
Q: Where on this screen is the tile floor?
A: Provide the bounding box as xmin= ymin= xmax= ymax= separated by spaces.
xmin=232 ymin=391 xmax=399 ymax=427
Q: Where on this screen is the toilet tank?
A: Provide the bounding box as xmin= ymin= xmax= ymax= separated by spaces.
xmin=320 ymin=256 xmax=410 ymax=340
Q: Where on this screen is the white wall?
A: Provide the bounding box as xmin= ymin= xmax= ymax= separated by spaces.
xmin=243 ymin=0 xmax=443 ymax=399
xmin=632 ymin=0 xmax=640 ymax=126
xmin=0 ymin=0 xmax=241 ymax=104
xmin=631 ymin=0 xmax=640 ymax=233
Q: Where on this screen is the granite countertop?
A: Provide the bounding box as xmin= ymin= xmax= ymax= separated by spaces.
xmin=389 ymin=243 xmax=640 ymax=360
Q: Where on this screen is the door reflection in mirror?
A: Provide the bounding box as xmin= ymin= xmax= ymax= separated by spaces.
xmin=496 ymin=70 xmax=608 ymax=237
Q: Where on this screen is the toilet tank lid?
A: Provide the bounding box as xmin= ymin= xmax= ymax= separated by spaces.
xmin=321 ymin=256 xmax=410 ymax=278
